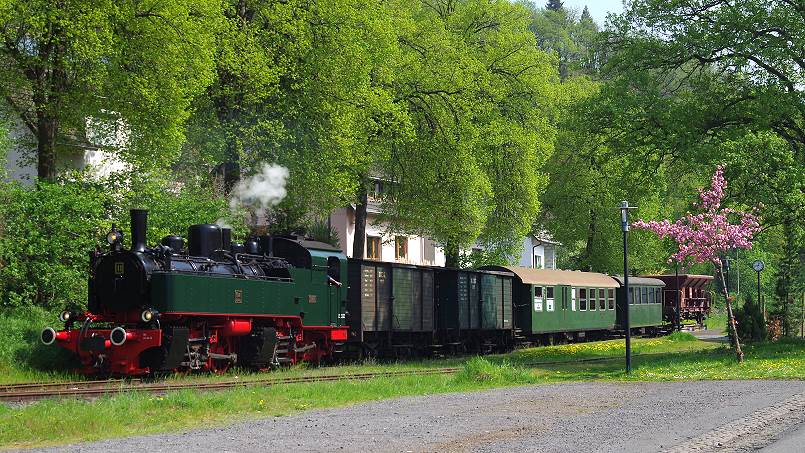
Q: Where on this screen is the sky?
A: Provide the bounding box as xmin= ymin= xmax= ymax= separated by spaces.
xmin=559 ymin=0 xmax=625 ymax=26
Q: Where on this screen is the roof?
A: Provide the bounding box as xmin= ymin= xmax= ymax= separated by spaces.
xmin=611 ymin=276 xmax=666 ymax=287
xmin=481 ymin=266 xmax=618 ymax=288
xmin=643 ymin=274 xmax=714 ymax=289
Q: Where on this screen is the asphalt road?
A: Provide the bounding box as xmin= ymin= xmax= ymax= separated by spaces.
xmin=25 ymin=380 xmax=805 ymax=453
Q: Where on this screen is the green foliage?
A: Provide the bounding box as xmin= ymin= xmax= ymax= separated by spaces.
xmin=456 ymin=356 xmax=532 ymax=383
xmin=382 ymin=0 xmax=559 ymax=264
xmin=0 ymin=172 xmax=236 ymax=309
xmin=0 ymin=307 xmax=78 ymax=379
xmin=0 ymin=0 xmax=224 ymax=179
xmin=733 ymin=294 xmax=767 ymax=342
xmin=667 ymin=331 xmax=697 ymax=342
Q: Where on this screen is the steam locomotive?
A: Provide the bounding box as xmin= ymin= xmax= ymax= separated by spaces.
xmin=41 ymin=209 xmax=348 ymax=375
xmin=41 ymin=209 xmax=708 ymax=376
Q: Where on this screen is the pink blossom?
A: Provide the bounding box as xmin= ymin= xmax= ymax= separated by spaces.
xmin=632 ymin=165 xmax=761 ymax=268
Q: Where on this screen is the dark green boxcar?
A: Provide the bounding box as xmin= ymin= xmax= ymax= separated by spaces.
xmin=612 ymin=276 xmax=665 ymax=329
xmin=346 ymin=259 xmax=437 ymax=341
xmin=438 ymin=269 xmax=513 ymax=331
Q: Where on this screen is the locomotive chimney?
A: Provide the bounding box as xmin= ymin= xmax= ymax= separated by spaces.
xmin=130 ymin=209 xmax=148 ymax=252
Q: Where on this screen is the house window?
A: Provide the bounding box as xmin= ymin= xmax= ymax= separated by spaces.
xmin=579 ymin=288 xmax=587 ymax=311
xmin=395 ymin=236 xmax=408 ymax=260
xmin=608 ymin=288 xmax=615 ymax=310
xmin=533 ymin=254 xmax=543 ymax=269
xmin=366 ymin=236 xmax=381 ymax=260
xmin=546 ymin=287 xmax=555 ymax=311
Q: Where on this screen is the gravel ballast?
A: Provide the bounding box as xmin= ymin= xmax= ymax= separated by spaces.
xmin=26 ymin=380 xmax=805 ymax=453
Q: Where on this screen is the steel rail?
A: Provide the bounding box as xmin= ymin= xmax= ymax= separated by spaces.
xmin=0 ymin=350 xmax=693 ymax=403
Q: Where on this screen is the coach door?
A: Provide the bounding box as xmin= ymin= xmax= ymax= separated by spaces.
xmin=559 ymin=285 xmax=573 ymax=327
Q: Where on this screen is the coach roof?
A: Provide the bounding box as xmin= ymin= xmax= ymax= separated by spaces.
xmin=481 ymin=266 xmax=619 ymax=288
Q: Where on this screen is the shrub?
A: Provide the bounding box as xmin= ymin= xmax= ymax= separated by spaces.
xmin=0 ymin=172 xmax=238 ymax=310
xmin=733 ymin=294 xmax=767 ymax=343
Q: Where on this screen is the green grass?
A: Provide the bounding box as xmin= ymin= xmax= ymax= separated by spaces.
xmin=3 ymin=336 xmax=805 ymax=449
xmin=0 ymin=308 xmax=83 ymax=384
xmin=706 ymin=312 xmax=728 ymax=332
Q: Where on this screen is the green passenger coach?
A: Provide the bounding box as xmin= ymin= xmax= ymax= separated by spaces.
xmin=481 ymin=266 xmax=620 ymax=341
xmin=612 ymin=276 xmax=665 ymax=332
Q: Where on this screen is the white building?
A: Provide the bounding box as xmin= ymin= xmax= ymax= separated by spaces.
xmin=3 ymin=109 xmax=129 ymax=183
xmin=329 ymin=184 xmax=446 ymax=266
xmin=517 ymin=234 xmax=559 ymax=269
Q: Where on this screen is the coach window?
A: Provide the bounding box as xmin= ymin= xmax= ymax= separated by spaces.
xmin=598 ymin=288 xmax=606 ymax=310
xmin=641 ymin=287 xmax=649 ymax=305
xmin=571 ymin=287 xmax=577 ymax=311
xmin=534 ymin=286 xmax=544 ymax=312
xmin=656 ymin=288 xmax=663 ymax=304
xmin=589 ymin=288 xmax=596 ymax=311
xmin=628 ymin=287 xmax=635 ymax=305
xmin=648 ymin=287 xmax=655 ymax=304
xmin=579 ymin=288 xmax=587 ymax=310
xmin=608 ymin=288 xmax=615 ymax=310
xmin=546 ymin=287 xmax=555 ymax=312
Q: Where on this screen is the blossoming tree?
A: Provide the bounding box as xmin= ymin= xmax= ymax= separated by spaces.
xmin=632 ymin=165 xmax=761 ymax=362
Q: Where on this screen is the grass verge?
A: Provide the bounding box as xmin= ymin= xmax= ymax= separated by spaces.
xmin=3 ymin=336 xmax=805 ymax=449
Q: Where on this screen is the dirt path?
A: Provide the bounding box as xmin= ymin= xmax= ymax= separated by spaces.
xmin=25 ymin=380 xmax=805 ymax=453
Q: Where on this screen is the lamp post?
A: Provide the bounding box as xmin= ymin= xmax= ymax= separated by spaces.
xmin=752 ymin=259 xmax=765 ymax=322
xmin=619 ymin=201 xmax=637 ymax=374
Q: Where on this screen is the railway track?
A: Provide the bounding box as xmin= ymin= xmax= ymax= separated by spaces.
xmin=0 ymin=351 xmax=677 ymax=403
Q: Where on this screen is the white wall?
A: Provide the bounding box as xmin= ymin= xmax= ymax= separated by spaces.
xmin=330 ymin=207 xmax=445 ymax=266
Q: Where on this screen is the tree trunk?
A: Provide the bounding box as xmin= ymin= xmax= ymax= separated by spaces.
xmin=444 ymin=240 xmax=460 ymax=268
xmin=36 ymin=110 xmax=57 ymax=182
xmin=717 ymin=263 xmax=744 ymax=362
xmin=352 ymin=179 xmax=368 ymax=259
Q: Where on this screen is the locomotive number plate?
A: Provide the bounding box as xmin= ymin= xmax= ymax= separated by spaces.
xmin=114 ymin=262 xmax=124 ymax=275
xmin=234 ymin=289 xmax=242 ymax=304
xmin=308 ymin=295 xmax=317 ymax=304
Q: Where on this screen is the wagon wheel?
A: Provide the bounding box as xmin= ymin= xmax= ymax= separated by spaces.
xmin=209 ymin=337 xmax=236 ymax=374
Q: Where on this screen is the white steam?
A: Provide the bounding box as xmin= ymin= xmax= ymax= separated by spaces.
xmin=229 ymin=162 xmax=289 ymax=212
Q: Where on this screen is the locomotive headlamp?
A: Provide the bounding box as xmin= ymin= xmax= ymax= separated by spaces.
xmin=106 ymin=230 xmax=122 ymax=245
xmin=58 ymin=310 xmax=73 ymax=323
xmin=140 ymin=309 xmax=158 ymax=323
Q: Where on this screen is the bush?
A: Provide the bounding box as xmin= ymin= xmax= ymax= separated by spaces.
xmin=733 ymin=294 xmax=767 ymax=343
xmin=0 ymin=172 xmax=238 ymax=310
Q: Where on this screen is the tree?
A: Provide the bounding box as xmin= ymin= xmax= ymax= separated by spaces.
xmin=0 ymin=0 xmax=223 ymax=182
xmin=633 ymin=165 xmax=762 ymax=362
xmin=546 ymin=0 xmax=563 ymax=11
xmin=380 ymin=0 xmax=559 ymax=266
xmin=604 ymin=0 xmax=805 ymax=329
xmin=526 ymin=2 xmax=600 ymax=79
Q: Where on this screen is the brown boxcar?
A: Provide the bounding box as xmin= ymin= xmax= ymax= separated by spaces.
xmin=643 ymin=274 xmax=714 ymax=325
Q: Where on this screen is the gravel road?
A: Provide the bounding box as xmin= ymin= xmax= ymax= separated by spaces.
xmin=26 ymin=380 xmax=805 ymax=453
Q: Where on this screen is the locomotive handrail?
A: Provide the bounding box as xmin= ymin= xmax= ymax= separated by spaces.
xmin=150 ymin=270 xmax=293 ymax=283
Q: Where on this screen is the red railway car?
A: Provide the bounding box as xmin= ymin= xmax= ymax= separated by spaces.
xmin=643 ymin=274 xmax=714 ymax=326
